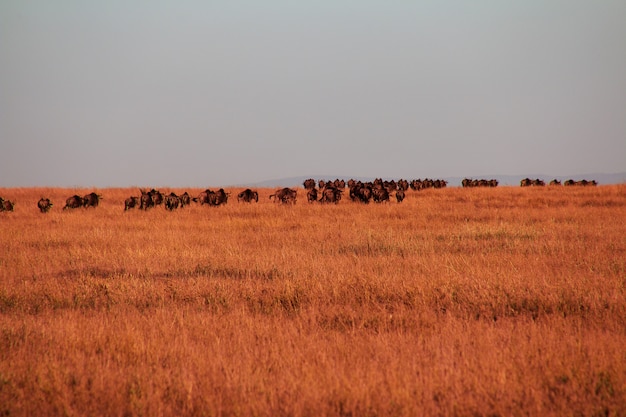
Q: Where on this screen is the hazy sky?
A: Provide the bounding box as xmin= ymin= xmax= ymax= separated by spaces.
xmin=1 ymin=1 xmax=625 ymax=187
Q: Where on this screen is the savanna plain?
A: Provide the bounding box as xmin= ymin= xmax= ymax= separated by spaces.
xmin=1 ymin=185 xmax=625 ymax=417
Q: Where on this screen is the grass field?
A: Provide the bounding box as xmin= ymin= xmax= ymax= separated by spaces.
xmin=1 ymin=185 xmax=625 ymax=416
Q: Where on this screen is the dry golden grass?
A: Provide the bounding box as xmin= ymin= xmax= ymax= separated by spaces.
xmin=1 ymin=185 xmax=625 ymax=416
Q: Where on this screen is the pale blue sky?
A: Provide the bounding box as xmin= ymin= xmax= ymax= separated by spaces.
xmin=1 ymin=1 xmax=625 ymax=187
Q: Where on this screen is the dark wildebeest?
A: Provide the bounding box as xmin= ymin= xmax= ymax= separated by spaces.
xmin=83 ymin=192 xmax=102 ymax=208
xmin=139 ymin=189 xmax=163 ymax=209
xmin=37 ymin=198 xmax=53 ymax=213
xmin=384 ymin=180 xmax=397 ymax=191
xmin=165 ymin=193 xmax=180 ymax=211
xmin=124 ymin=196 xmax=140 ymax=211
xmin=306 ymin=188 xmax=318 ymax=203
xmin=270 ymin=188 xmax=297 ymax=204
xmin=237 ymin=189 xmax=259 ymax=203
xmin=395 ymin=190 xmax=405 ymax=203
xmin=350 ymin=183 xmax=372 ymax=203
xmin=194 ymin=190 xmax=214 ymax=205
xmin=196 ymin=189 xmax=229 ymax=206
xmin=372 ymin=186 xmax=390 ymax=203
xmin=0 ymin=197 xmax=15 ymax=212
xmin=140 ymin=189 xmax=153 ymax=209
xmin=63 ymin=195 xmax=84 ymax=210
xmin=434 ymin=179 xmax=448 ymax=188
xmin=410 ymin=179 xmax=424 ymax=191
xmin=333 ymin=179 xmax=346 ymax=189
xmin=180 ymin=192 xmax=191 ymax=207
xmin=151 ymin=189 xmax=164 ymax=206
xmin=303 ymin=179 xmax=316 ymax=190
xmin=319 ymin=185 xmax=342 ymax=204
xmin=215 ymin=188 xmax=230 ymax=206
xmin=549 ymin=179 xmax=561 ymax=186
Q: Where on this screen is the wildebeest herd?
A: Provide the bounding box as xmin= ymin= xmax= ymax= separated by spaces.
xmin=0 ymin=176 xmax=601 ymax=214
xmin=301 ymin=178 xmax=419 ymax=204
xmin=462 ymin=178 xmax=499 ymax=188
xmin=520 ymin=178 xmax=598 ymax=187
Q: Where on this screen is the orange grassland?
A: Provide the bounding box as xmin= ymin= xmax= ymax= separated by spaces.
xmin=1 ymin=185 xmax=625 ymax=417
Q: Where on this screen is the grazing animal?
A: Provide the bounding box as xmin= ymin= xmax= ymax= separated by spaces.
xmin=215 ymin=188 xmax=230 ymax=206
xmin=397 ymin=179 xmax=409 ymax=191
xmin=269 ymin=188 xmax=297 ymax=204
xmin=350 ymin=183 xmax=372 ymax=203
xmin=237 ymin=189 xmax=259 ymax=203
xmin=124 ymin=196 xmax=140 ymax=211
xmin=194 ymin=190 xmax=213 ymax=205
xmin=395 ymin=190 xmax=405 ymax=203
xmin=0 ymin=197 xmax=15 ymax=212
xmin=195 ymin=189 xmax=229 ymax=206
xmin=83 ymin=192 xmax=102 ymax=208
xmin=180 ymin=192 xmax=192 ymax=207
xmin=165 ymin=193 xmax=180 ymax=211
xmin=63 ymin=195 xmax=84 ymax=210
xmin=37 ymin=198 xmax=53 ymax=213
xmin=139 ymin=189 xmax=163 ymax=209
xmin=319 ymin=186 xmax=342 ymax=204
xmin=302 ymin=179 xmax=316 ymax=190
xmin=140 ymin=189 xmax=153 ymax=209
xmin=372 ymin=186 xmax=390 ymax=203
xmin=306 ymin=188 xmax=318 ymax=203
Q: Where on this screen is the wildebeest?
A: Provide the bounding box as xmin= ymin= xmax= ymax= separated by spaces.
xmin=124 ymin=196 xmax=140 ymax=211
xmin=63 ymin=195 xmax=84 ymax=210
xmin=349 ymin=183 xmax=373 ymax=203
xmin=306 ymin=188 xmax=318 ymax=203
xmin=397 ymin=179 xmax=409 ymax=191
xmin=237 ymin=189 xmax=259 ymax=203
xmin=83 ymin=192 xmax=102 ymax=208
xmin=165 ymin=193 xmax=181 ymax=210
xmin=140 ymin=189 xmax=153 ymax=209
xmin=395 ymin=190 xmax=405 ymax=203
xmin=303 ymin=179 xmax=316 ymax=190
xmin=372 ymin=186 xmax=390 ymax=203
xmin=195 ymin=188 xmax=229 ymax=206
xmin=215 ymin=188 xmax=230 ymax=205
xmin=151 ymin=190 xmax=164 ymax=205
xmin=180 ymin=192 xmax=192 ymax=207
xmin=319 ymin=185 xmax=342 ymax=204
xmin=0 ymin=197 xmax=15 ymax=212
xmin=549 ymin=179 xmax=561 ymax=186
xmin=194 ymin=190 xmax=213 ymax=205
xmin=37 ymin=198 xmax=53 ymax=213
xmin=139 ymin=189 xmax=163 ymax=209
xmin=270 ymin=188 xmax=297 ymax=204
